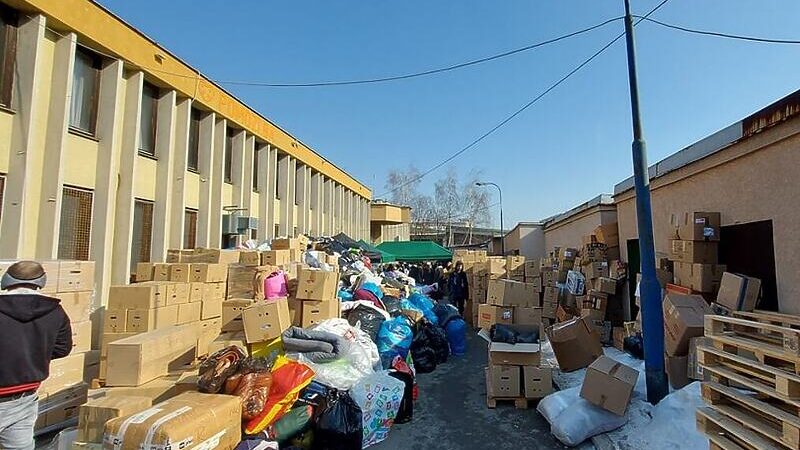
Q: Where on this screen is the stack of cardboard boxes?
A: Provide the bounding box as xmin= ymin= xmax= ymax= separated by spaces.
xmin=485 ymin=336 xmax=552 ymax=406
xmin=478 ymin=277 xmax=541 ymax=330
xmin=669 ymin=212 xmax=726 ymax=300
xmin=662 ymin=293 xmax=712 ymax=389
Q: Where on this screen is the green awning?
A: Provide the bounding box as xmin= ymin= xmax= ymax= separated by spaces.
xmin=376 ymin=240 xmax=452 ymax=262
xmin=357 ymin=240 xmax=397 ymax=263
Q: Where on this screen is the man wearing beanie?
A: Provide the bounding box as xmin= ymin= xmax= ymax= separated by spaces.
xmin=0 ymin=261 xmax=72 ymax=449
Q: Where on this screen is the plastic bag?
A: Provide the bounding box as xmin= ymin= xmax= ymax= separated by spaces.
xmin=350 ymin=371 xmax=405 ymax=448
xmin=377 ymin=316 xmax=414 ymax=362
xmin=445 ymin=317 xmax=467 ymax=356
xmin=198 ymin=346 xmax=247 ymax=393
xmin=490 ymin=324 xmax=518 ymax=344
xmin=382 ymin=296 xmax=402 ymax=316
xmin=265 ymin=271 xmax=289 ymax=299
xmin=264 ymin=405 xmax=314 ymax=444
xmin=433 ymin=303 xmax=459 ymax=328
xmin=360 ymin=281 xmax=384 ymax=300
xmin=537 ymin=386 xmax=627 ymax=447
xmin=407 ymin=293 xmax=438 ymax=325
xmin=245 ymin=356 xmax=316 ymax=435
xmin=313 ymin=318 xmax=381 ymax=371
xmin=346 ymin=304 xmax=387 ymax=343
xmin=313 ymin=390 xmax=363 ymax=450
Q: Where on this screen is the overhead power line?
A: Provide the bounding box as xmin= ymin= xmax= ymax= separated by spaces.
xmin=377 ymin=0 xmax=671 ymax=199
xmin=636 ymin=16 xmax=800 ymax=44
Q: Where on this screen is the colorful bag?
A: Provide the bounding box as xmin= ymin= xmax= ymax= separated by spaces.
xmin=265 ymin=271 xmax=289 ymax=299
xmin=350 ymin=371 xmax=405 ymax=448
xmin=245 ymin=356 xmax=315 ymax=434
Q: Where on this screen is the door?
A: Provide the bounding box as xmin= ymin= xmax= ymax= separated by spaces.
xmin=719 ymin=220 xmax=777 ymax=311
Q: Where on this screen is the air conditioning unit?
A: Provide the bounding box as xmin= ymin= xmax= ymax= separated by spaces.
xmin=238 ymin=216 xmax=258 ymax=231
xmin=222 ymin=214 xmax=238 ymax=234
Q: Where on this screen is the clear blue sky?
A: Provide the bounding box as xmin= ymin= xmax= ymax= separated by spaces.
xmin=98 ymin=0 xmax=800 ymax=228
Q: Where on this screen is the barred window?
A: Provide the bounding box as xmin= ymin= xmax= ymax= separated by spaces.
xmin=0 ymin=6 xmax=17 ymax=108
xmin=224 ymin=127 xmax=234 ymax=184
xmin=138 ymin=82 xmax=158 ymax=157
xmin=131 ymin=199 xmax=153 ymax=273
xmin=187 ymin=108 xmax=202 ymax=172
xmin=184 ymin=209 xmax=197 ymax=249
xmin=58 ymin=187 xmax=93 ymax=260
xmin=252 ymin=146 xmax=260 ymax=192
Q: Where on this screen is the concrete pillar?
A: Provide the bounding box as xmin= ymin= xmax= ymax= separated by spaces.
xmin=196 ymin=111 xmax=216 ymax=247
xmin=264 ymin=146 xmax=278 ymax=239
xmin=230 ymin=129 xmax=246 ymax=209
xmin=0 ymin=15 xmax=45 ymax=258
xmin=324 ymin=177 xmax=334 ymax=235
xmin=258 ymin=144 xmax=274 ymax=240
xmin=242 ymin=136 xmax=255 ymax=214
xmin=210 ymin=118 xmax=227 ymax=247
xmin=288 ymin=157 xmax=297 ymax=236
xmin=296 ymin=163 xmax=309 ymax=234
xmin=310 ymin=171 xmax=321 ymax=236
xmin=111 ymin=71 xmax=144 ymax=284
xmin=151 ymin=90 xmax=177 ymax=261
xmin=334 ymin=184 xmax=343 ymax=234
xmin=90 ymin=59 xmax=125 ymax=303
xmin=36 ymin=31 xmax=76 ymax=259
xmin=169 ymin=98 xmax=191 ymax=249
xmin=277 ymin=153 xmax=290 ymax=236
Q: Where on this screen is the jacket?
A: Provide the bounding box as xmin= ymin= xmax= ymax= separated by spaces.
xmin=0 ymin=292 xmax=72 ymax=388
xmin=447 ymin=271 xmax=469 ymax=301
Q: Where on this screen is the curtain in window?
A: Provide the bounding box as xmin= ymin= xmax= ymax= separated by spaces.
xmin=69 ymin=51 xmax=98 ymax=133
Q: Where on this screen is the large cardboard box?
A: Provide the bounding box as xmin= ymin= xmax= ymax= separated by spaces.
xmin=716 ymin=272 xmax=761 ymax=312
xmin=135 ymin=263 xmax=154 ymax=282
xmin=221 ymin=299 xmax=254 ymax=332
xmin=108 ymin=283 xmax=169 ymax=310
xmin=77 ymin=395 xmax=153 ymax=444
xmin=176 ymin=302 xmax=202 ymax=325
xmin=487 ymin=279 xmax=537 ymax=307
xmin=594 ymin=223 xmax=619 ymax=247
xmin=196 ymin=318 xmax=222 ymax=357
xmin=168 ymin=282 xmax=190 ymax=305
xmin=201 ymin=298 xmax=223 ymax=320
xmin=546 ymin=317 xmax=603 ymax=372
xmin=663 ymin=293 xmax=712 ymax=356
xmin=242 ymin=298 xmax=292 ymax=344
xmin=543 ymin=286 xmax=562 ymax=304
xmin=36 ymin=385 xmax=88 ymax=430
xmin=673 ymin=211 xmax=720 ymax=242
xmin=152 ymin=263 xmax=171 ymax=281
xmin=585 ymin=261 xmax=610 ymax=280
xmin=126 ymin=305 xmax=179 ymax=333
xmin=594 ymin=277 xmax=617 ymax=295
xmin=57 ymin=260 xmax=95 ymax=293
xmin=524 ymin=261 xmax=540 ymax=278
xmin=103 ymin=392 xmax=241 ymax=450
xmin=105 ymin=324 xmax=198 ymax=386
xmin=514 ymin=306 xmax=542 ymax=326
xmin=226 ymin=265 xmax=271 ymax=300
xmin=488 ymin=342 xmax=540 ymax=366
xmin=102 ymin=309 xmax=127 ymax=333
xmin=190 ymin=263 xmax=228 ymax=283
xmin=272 ymin=237 xmax=304 ymax=251
xmin=189 ymin=282 xmax=205 ymax=303
xmin=523 ymin=366 xmax=553 ymax=399
xmin=71 ymin=320 xmax=92 ymax=353
xmin=486 ymin=365 xmax=520 ymax=398
xmin=477 ymin=304 xmax=513 ymax=329
xmin=580 ymin=356 xmax=638 ymax=416
xmin=239 ymin=251 xmax=262 ymax=266
xmin=287 ymin=297 xmax=303 ymax=327
xmin=39 ymin=353 xmax=86 ymax=398
xmin=481 ymin=258 xmax=507 ymax=278
xmin=168 ymin=264 xmax=191 ymax=283
xmin=208 ymin=332 xmax=248 ymax=355
xmin=665 ymin=354 xmax=689 ymax=390
xmin=296 ymin=268 xmax=339 ymax=301
xmin=673 ymin=262 xmax=726 ymax=293
xmin=54 ymin=291 xmax=93 ymax=323
xmin=261 ymin=250 xmax=291 ymax=266
xmin=204 ymin=281 xmax=227 ymax=301
xmin=669 ymin=240 xmax=718 ymax=264
xmin=301 ymin=300 xmax=341 ymax=328
xmin=192 ymin=248 xmax=242 ymax=265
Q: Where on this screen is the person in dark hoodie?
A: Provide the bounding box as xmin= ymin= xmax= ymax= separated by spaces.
xmin=0 ymin=261 xmax=72 ymax=450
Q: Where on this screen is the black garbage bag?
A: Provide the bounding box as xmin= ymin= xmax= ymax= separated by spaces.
xmin=388 ymin=370 xmax=414 ymax=424
xmin=382 ymin=295 xmax=402 ymax=317
xmin=515 ymin=328 xmax=539 ymax=344
xmin=424 ymin=324 xmax=450 ymax=364
xmin=313 ymin=390 xmax=363 ymax=450
xmin=624 ymin=334 xmax=645 ymax=359
xmin=433 ymin=303 xmax=460 ymax=328
xmin=345 ymin=304 xmax=386 ymax=343
xmin=490 ymin=324 xmax=518 ymax=344
xmin=410 ymin=325 xmax=437 ymax=374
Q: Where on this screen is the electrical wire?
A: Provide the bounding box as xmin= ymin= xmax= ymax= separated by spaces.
xmin=635 ymin=16 xmax=800 ymax=44
xmin=377 ymin=0 xmax=671 ymax=199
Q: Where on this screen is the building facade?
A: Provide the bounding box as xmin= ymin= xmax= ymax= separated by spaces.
xmin=370 ymin=202 xmax=411 ymax=244
xmin=0 ymin=0 xmax=371 ymax=305
xmin=543 ymin=195 xmax=617 ymax=252
xmin=503 ymin=222 xmax=545 ymax=259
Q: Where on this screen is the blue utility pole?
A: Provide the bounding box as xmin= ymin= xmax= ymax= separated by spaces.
xmin=622 ymin=0 xmax=668 ymax=404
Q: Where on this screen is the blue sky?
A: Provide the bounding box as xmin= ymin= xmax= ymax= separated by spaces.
xmin=98 ymin=0 xmax=800 ymax=227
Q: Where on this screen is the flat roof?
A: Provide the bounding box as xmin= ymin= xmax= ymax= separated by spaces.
xmin=544 ymin=194 xmax=614 ymax=227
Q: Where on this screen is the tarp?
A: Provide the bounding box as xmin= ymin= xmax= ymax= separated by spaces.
xmin=333 ymin=232 xmax=359 ymax=249
xmin=376 ymin=241 xmax=452 ymax=262
xmin=357 ymin=240 xmax=396 ymax=263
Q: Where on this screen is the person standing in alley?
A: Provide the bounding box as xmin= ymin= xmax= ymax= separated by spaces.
xmin=0 ymin=261 xmax=72 ymax=450
xmin=447 ymin=261 xmax=469 ymax=316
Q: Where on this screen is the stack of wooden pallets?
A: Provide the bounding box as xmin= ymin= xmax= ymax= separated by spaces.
xmin=696 ymin=311 xmax=800 ymax=450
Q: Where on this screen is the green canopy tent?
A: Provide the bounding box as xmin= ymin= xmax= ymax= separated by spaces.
xmin=357 ymin=240 xmax=396 ymax=263
xmin=376 ymin=240 xmax=452 ymax=263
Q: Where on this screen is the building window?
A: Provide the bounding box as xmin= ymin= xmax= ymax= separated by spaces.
xmin=69 ymin=47 xmax=102 ymax=135
xmin=0 ymin=7 xmax=17 ymax=108
xmin=224 ymin=128 xmax=234 ymax=184
xmin=294 ymin=172 xmax=300 ymax=206
xmin=187 ymin=108 xmax=202 ymax=172
xmin=58 ymin=187 xmax=93 ymax=261
xmin=252 ymin=146 xmax=260 ymax=192
xmin=131 ymin=200 xmax=153 ymax=273
xmin=184 ymin=209 xmax=197 ymax=249
xmin=138 ymin=82 xmax=159 ymax=157
xmin=275 ymin=156 xmax=282 ymax=200
xmin=274 ymin=224 xmax=280 ymax=238
xmin=0 ymin=174 xmax=6 ymax=224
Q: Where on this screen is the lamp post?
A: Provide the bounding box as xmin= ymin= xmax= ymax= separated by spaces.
xmin=476 ymin=182 xmax=504 ymax=255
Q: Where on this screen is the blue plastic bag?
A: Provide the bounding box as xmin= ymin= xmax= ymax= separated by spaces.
xmin=377 ymin=316 xmax=414 ymax=365
xmin=445 ymin=318 xmax=467 ymax=356
xmin=361 ymin=281 xmax=384 ymax=300
xmin=406 ymin=293 xmax=439 ymax=326
xmin=337 ymin=290 xmax=354 ymax=301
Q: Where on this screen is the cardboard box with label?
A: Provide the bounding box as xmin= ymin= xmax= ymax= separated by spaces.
xmin=487 ymin=279 xmax=537 ymax=307
xmin=221 ymin=299 xmax=254 ymax=332
xmin=669 ymin=240 xmax=718 ymax=264
xmin=126 ymin=305 xmax=179 ymax=333
xmin=546 ymin=317 xmax=603 ymax=372
xmin=477 ymin=304 xmax=513 ymax=329
xmin=77 ymin=395 xmax=153 ymax=444
xmin=105 ymin=324 xmax=198 ymax=386
xmin=673 ymin=211 xmax=720 ymax=242
xmin=663 ymin=293 xmax=712 ymax=356
xmin=151 ymin=263 xmax=171 ymax=281
xmin=585 ymin=261 xmax=610 ymax=280
xmin=108 ymin=283 xmax=168 ymax=310
xmin=486 ymin=365 xmax=520 ymax=398
xmin=238 ymin=251 xmax=261 ymax=266
xmin=176 ymin=302 xmax=202 ymax=325
xmin=135 ymin=263 xmax=154 ymax=282
xmin=261 ymin=249 xmax=292 ymax=266
xmin=673 ymin=262 xmax=726 ymax=293
xmin=523 ymin=366 xmax=553 ymax=399
xmin=297 ymin=268 xmax=339 ymax=301
xmin=716 ymin=272 xmax=761 ymax=312
xmin=580 ymin=356 xmax=638 ymax=416
xmin=103 ymin=392 xmax=242 ymax=450
xmin=514 ymin=306 xmax=542 ymax=326
xmin=301 ymin=300 xmax=341 ymax=328
xmin=594 ymin=277 xmax=617 ymax=295
xmin=242 ymin=298 xmax=292 ymax=343
xmin=168 ymin=282 xmax=190 ymax=305
xmin=103 ymin=309 xmax=127 ymax=333
xmin=55 ymin=291 xmax=92 ymax=323
xmin=190 ymin=263 xmax=228 ymax=283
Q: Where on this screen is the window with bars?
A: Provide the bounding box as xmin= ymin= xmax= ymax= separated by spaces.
xmin=69 ymin=47 xmax=102 ymax=135
xmin=131 ymin=200 xmax=153 ymax=274
xmin=184 ymin=209 xmax=197 ymax=249
xmin=224 ymin=128 xmax=234 ymax=184
xmin=58 ymin=187 xmax=93 ymax=260
xmin=138 ymin=82 xmax=159 ymax=157
xmin=187 ymin=108 xmax=201 ymax=172
xmin=275 ymin=155 xmax=282 ymax=199
xmin=0 ymin=6 xmax=17 ymax=108
xmin=252 ymin=146 xmax=260 ymax=192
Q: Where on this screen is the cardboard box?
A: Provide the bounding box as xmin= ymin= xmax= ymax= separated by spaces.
xmin=196 ymin=318 xmax=222 ymax=357
xmin=585 ymin=261 xmax=610 ymax=280
xmin=204 ymin=281 xmax=227 ymax=301
xmin=222 ymin=299 xmax=255 ymax=332
xmin=673 ymin=211 xmax=720 ymax=242
xmin=558 ymin=247 xmax=577 ymax=262
xmin=488 ymin=341 xmax=540 ymax=366
xmin=36 ymin=386 xmax=87 ymax=430
xmin=301 ymin=299 xmax=341 ymax=328
xmin=201 ymin=298 xmax=223 ymax=320
xmin=177 ymin=302 xmax=202 ymax=325
xmin=546 ymin=316 xmax=603 ymax=372
xmin=239 ymin=251 xmax=261 ymax=266
xmin=542 ymin=301 xmax=557 ymax=320
xmin=56 ymin=291 xmax=92 ymax=323
xmin=594 ymin=223 xmax=620 ymax=247
xmin=190 ymin=263 xmax=227 ymax=283
xmin=261 ymin=250 xmax=292 ymax=266
xmin=523 ymin=366 xmax=553 ymax=399
xmin=487 ymin=279 xmax=537 ymax=307
xmin=77 ymin=395 xmax=153 ymax=444
xmin=169 ymin=282 xmax=190 ymax=305
xmin=57 ymin=260 xmax=95 ymax=293
xmin=192 ymin=248 xmax=241 ymax=265
xmin=663 ymin=293 xmax=712 ymax=356
xmin=135 ymin=263 xmax=154 ymax=282
xmin=514 ymin=306 xmax=542 ymax=326
xmin=166 ymin=249 xmax=182 ymax=263
xmin=687 ymin=336 xmax=713 ymax=380
xmin=580 ymin=356 xmax=638 ymax=416
xmin=151 ymin=263 xmax=171 ymax=281
xmin=477 ymin=304 xmax=513 ymax=329
xmin=103 ymin=392 xmax=241 ymax=450
xmin=108 ymin=283 xmax=169 ymax=310
xmin=287 ymin=297 xmax=303 ymax=327
xmin=296 ymin=268 xmax=339 ymax=301
xmin=669 ymin=240 xmax=718 ymax=264
xmin=71 ymin=320 xmax=92 ymax=353
xmin=613 ymin=326 xmax=625 ymax=351
xmin=167 ymin=264 xmax=190 ymax=283
xmin=39 ymin=353 xmax=86 ymax=398
xmin=665 ymin=354 xmax=689 ymax=390
xmin=524 ymin=261 xmax=540 ymax=278
xmin=242 ymin=298 xmax=292 ymax=343
xmin=583 ymin=243 xmax=609 ymax=263
xmin=189 ymin=282 xmax=205 ymax=303
xmin=126 ymin=305 xmax=179 ymax=333
xmin=487 ymin=365 xmax=520 ymax=398
xmin=226 ymin=265 xmax=272 ymax=299
xmin=272 ymin=237 xmax=304 ymax=251
xmin=103 ymin=309 xmax=127 ymax=333
xmin=716 ymin=272 xmax=761 ymax=312
xmin=595 ymin=277 xmax=617 ymax=295
xmin=672 ymin=262 xmax=725 ymax=293
xmin=105 ymin=324 xmax=198 ymax=386
xmin=208 ymin=332 xmax=248 ymax=355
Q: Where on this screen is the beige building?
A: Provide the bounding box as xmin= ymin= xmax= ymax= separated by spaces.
xmin=543 ymin=195 xmax=618 ymax=251
xmin=370 ymin=202 xmax=411 ymax=244
xmin=615 ymin=90 xmax=800 ymax=313
xmin=0 ymin=0 xmax=371 ymax=306
xmin=503 ymin=222 xmax=545 ymax=259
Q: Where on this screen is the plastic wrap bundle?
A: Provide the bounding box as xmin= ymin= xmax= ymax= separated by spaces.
xmin=537 ymin=386 xmax=627 ymax=446
xmin=245 ymin=356 xmax=316 ymax=435
xmin=224 ymin=357 xmax=274 ymax=420
xmin=445 ymin=317 xmax=467 ymax=356
xmin=198 ymin=345 xmax=247 ymax=393
xmin=345 ymin=304 xmax=387 ymax=342
xmin=313 ymin=390 xmax=363 ymax=450
xmin=281 ymin=326 xmax=350 ymax=363
xmin=350 ymin=371 xmax=405 ymax=448
xmin=407 ymin=293 xmax=438 ymax=325
xmin=377 ymin=316 xmax=415 ymax=368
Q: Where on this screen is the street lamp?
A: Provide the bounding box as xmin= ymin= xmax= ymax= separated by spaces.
xmin=476 ymin=182 xmax=504 ymax=255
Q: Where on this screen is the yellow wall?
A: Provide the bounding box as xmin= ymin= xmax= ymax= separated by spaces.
xmin=222 ymin=183 xmax=233 ymax=206
xmin=184 ymin=172 xmax=199 ymax=209
xmin=250 ymin=192 xmax=259 ymax=219
xmin=63 ymin=133 xmax=98 ymax=188
xmin=134 ymin=157 xmax=157 ymax=200
xmin=0 ymin=111 xmax=12 ymax=173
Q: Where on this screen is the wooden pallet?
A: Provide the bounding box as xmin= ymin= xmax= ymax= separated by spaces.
xmin=698 ymin=345 xmax=800 ymax=398
xmin=486 ymin=395 xmax=533 ymax=409
xmin=697 ymin=406 xmax=783 ymax=450
xmin=735 ymin=311 xmax=800 ymax=331
xmin=706 ymin=315 xmax=800 ymax=356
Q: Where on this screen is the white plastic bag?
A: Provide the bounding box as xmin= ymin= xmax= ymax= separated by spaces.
xmin=350 ymin=371 xmax=405 ymax=448
xmin=537 ymin=386 xmax=628 ymax=447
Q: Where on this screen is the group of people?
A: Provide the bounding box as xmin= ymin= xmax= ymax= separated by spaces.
xmin=380 ymin=260 xmax=470 ymax=317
